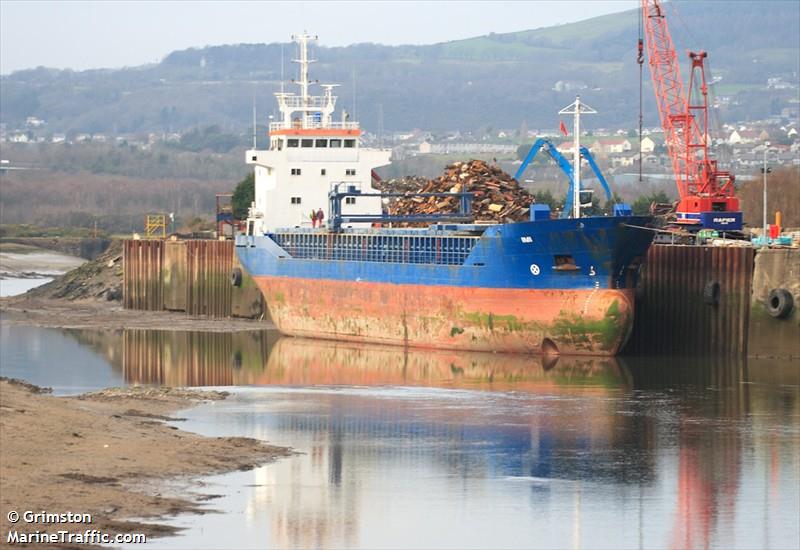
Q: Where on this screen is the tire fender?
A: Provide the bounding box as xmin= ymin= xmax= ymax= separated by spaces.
xmin=230 ymin=267 xmax=243 ymax=287
xmin=766 ymin=288 xmax=794 ymax=319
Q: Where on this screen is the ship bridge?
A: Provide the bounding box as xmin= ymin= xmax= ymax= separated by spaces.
xmin=246 ymin=32 xmax=390 ymax=234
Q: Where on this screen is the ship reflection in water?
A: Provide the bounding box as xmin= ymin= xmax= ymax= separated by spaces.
xmin=115 ymin=329 xmax=800 ymax=550
xmin=121 ymin=328 xmax=632 ymax=391
xmin=2 ymin=325 xmax=796 ymax=549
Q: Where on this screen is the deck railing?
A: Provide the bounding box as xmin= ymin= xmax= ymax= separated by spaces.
xmin=272 ymin=232 xmax=479 ymax=266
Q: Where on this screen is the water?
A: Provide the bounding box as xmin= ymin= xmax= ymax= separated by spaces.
xmin=1 ymin=325 xmax=798 ymax=549
xmin=0 ymin=277 xmax=53 ymax=297
xmin=0 ymin=248 xmax=85 ymax=297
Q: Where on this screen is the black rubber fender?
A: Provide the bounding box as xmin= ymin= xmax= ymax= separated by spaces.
xmin=703 ymin=281 xmax=720 ymax=306
xmin=230 ymin=267 xmax=243 ymax=287
xmin=767 ymin=288 xmax=794 ymax=319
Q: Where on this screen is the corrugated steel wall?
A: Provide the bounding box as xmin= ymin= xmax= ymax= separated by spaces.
xmin=123 ymin=329 xmax=235 ymax=386
xmin=123 ymin=240 xmax=164 ymax=311
xmin=627 ymin=245 xmax=755 ymax=356
xmin=186 ymin=240 xmax=234 ymax=317
xmin=124 ymin=239 xmax=264 ymax=319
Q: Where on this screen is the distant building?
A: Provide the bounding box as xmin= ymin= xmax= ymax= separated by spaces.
xmin=418 ymin=142 xmax=516 ymax=155
xmin=591 ymin=138 xmax=632 ymax=155
xmin=553 ymin=80 xmax=588 ymax=92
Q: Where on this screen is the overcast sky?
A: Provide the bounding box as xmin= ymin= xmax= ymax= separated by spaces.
xmin=0 ymin=1 xmax=637 ymax=74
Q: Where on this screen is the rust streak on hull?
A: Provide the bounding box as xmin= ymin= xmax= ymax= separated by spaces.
xmin=254 ymin=276 xmax=635 ymax=356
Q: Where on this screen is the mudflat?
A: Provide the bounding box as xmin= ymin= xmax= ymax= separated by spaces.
xmin=0 ymin=297 xmax=274 ymax=332
xmin=0 ymin=378 xmax=291 ymax=545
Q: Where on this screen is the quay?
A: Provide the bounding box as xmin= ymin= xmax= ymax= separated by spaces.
xmin=122 ymin=238 xmax=799 ymax=359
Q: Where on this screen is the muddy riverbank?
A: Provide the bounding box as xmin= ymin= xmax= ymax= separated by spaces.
xmin=0 ymin=378 xmax=291 ymax=545
xmin=0 ymin=297 xmax=273 ymax=332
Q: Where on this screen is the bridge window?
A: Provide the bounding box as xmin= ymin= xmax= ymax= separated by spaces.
xmin=345 ymin=168 xmax=356 ymax=176
xmin=329 ymin=139 xmax=342 ymax=148
xmin=345 ymin=197 xmax=356 ymax=205
xmin=344 ymin=139 xmax=356 ymax=148
xmin=315 ymin=139 xmax=328 ymax=148
xmin=291 ymin=168 xmax=301 ymax=176
xmin=287 ymin=139 xmax=299 ymax=148
xmin=301 ymin=139 xmax=313 ymax=148
xmin=290 ymin=197 xmax=302 ymax=204
xmin=321 ymin=169 xmax=326 ymax=176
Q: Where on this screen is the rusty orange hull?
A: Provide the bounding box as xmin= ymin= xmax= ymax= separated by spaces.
xmin=254 ymin=276 xmax=635 ymax=356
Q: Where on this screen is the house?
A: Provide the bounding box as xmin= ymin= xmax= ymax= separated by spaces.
xmin=556 ymin=141 xmax=575 ymax=155
xmin=729 ymin=129 xmax=764 ymax=144
xmin=418 ymin=141 xmax=432 ymax=154
xmin=609 ymin=153 xmax=637 ymax=168
xmin=591 ymin=138 xmax=632 ymax=155
xmin=553 ymin=80 xmax=587 ymax=92
xmin=641 ymin=136 xmax=656 ymax=153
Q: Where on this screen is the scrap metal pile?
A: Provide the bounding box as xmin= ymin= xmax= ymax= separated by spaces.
xmin=383 ymin=160 xmax=535 ymax=223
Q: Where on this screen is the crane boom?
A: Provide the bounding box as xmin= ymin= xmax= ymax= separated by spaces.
xmin=641 ymin=0 xmax=741 ymax=230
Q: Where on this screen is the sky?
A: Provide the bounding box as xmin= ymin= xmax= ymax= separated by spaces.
xmin=0 ymin=1 xmax=637 ymax=74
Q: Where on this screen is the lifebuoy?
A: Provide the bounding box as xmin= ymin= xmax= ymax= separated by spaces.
xmin=230 ymin=267 xmax=243 ymax=287
xmin=767 ymin=288 xmax=793 ymax=319
xmin=703 ymin=281 xmax=720 ymax=306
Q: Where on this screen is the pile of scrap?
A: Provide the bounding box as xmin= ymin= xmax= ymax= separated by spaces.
xmin=377 ymin=176 xmax=429 ymax=194
xmin=387 ymin=160 xmax=534 ymax=223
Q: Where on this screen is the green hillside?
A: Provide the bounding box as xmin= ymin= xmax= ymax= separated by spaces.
xmin=1 ymin=1 xmax=797 ymax=134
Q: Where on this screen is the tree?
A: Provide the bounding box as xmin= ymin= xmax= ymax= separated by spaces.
xmin=232 ymin=172 xmax=254 ymax=219
xmin=533 ymin=190 xmax=559 ymax=210
xmin=631 ymin=191 xmax=671 ymax=215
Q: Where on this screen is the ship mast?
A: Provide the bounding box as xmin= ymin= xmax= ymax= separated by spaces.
xmin=292 ymin=31 xmax=315 ymax=105
xmin=559 ymin=95 xmax=596 ymax=219
xmin=273 ymin=32 xmax=339 ymax=131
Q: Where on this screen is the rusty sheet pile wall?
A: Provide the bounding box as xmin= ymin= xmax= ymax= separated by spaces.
xmin=627 ymin=245 xmax=755 ymax=356
xmin=123 ymin=329 xmax=237 ymax=386
xmin=123 ymin=240 xmax=164 ymax=311
xmin=186 ymin=240 xmax=234 ymax=317
xmin=124 ymin=239 xmax=263 ymax=319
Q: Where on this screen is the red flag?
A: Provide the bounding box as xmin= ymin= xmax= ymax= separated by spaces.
xmin=559 ymin=121 xmax=569 ymax=136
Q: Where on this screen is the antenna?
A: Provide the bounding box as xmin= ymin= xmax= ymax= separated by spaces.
xmin=378 ymin=103 xmax=384 ymax=147
xmin=352 ymin=66 xmax=357 ymax=120
xmin=291 ymin=32 xmax=317 ymax=104
xmin=252 ymin=92 xmax=257 ymax=149
xmin=280 ymin=43 xmax=285 ymax=94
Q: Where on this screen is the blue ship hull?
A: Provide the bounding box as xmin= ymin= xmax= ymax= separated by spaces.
xmin=236 ymin=215 xmax=654 ymax=355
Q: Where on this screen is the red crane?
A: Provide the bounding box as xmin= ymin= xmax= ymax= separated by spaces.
xmin=640 ymin=0 xmax=742 ymax=231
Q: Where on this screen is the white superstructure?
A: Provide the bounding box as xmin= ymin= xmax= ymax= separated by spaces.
xmin=246 ymin=33 xmax=391 ymax=234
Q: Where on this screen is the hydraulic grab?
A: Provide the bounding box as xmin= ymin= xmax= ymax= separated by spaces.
xmin=515 ymin=138 xmax=615 ymax=218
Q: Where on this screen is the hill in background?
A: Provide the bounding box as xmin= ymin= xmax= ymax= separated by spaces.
xmin=1 ymin=1 xmax=798 ymax=135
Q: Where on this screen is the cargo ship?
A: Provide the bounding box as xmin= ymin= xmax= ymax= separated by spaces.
xmin=236 ymin=33 xmax=654 ymax=356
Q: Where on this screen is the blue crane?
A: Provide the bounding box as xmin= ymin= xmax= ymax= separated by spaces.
xmin=514 ymin=138 xmax=615 ymax=218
